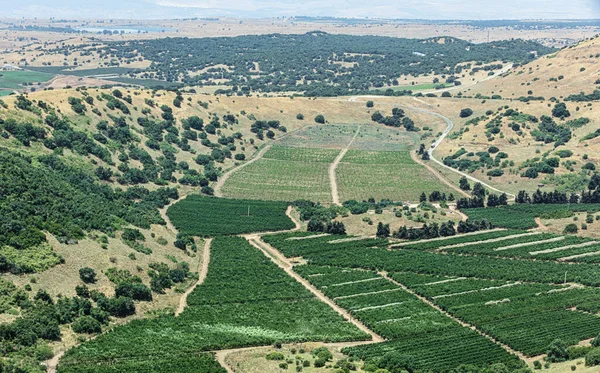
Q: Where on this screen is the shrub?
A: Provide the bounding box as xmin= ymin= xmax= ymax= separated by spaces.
xmin=314 ymin=115 xmax=325 ymax=124
xmin=564 ymin=223 xmax=579 ymax=234
xmin=266 ymin=352 xmax=285 ymax=361
xmin=586 ymin=348 xmax=600 ymax=366
xmin=366 ymin=100 xmax=374 ymax=108
xmin=72 ymin=316 xmax=102 ymax=334
xmin=79 ymin=267 xmax=97 ymax=284
xmin=460 ymin=108 xmax=473 ymax=118
xmin=296 ymin=113 xmax=304 ymax=120
xmin=546 ymin=339 xmax=569 ymax=362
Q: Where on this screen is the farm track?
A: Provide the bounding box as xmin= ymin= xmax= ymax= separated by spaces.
xmin=175 ymin=238 xmax=212 ymax=316
xmin=214 ymin=122 xmax=314 ymax=198
xmin=213 ymin=234 xmax=384 ymax=372
xmin=245 ymin=235 xmax=383 ymax=342
xmin=380 ymin=273 xmax=527 ymax=361
xmin=409 ymin=149 xmax=470 ymax=198
xmin=402 ymin=100 xmax=516 ymax=198
xmin=389 ymin=228 xmax=507 ymax=248
xmin=439 ymin=231 xmax=543 ymax=250
xmin=329 ymin=124 xmax=362 ymax=206
xmin=213 ymin=144 xmax=273 ymax=198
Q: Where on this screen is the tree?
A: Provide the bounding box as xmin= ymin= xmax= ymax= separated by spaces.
xmin=421 ymin=152 xmax=430 ymax=161
xmin=552 ymin=102 xmax=571 ymax=119
xmin=376 ymin=222 xmax=390 ymax=238
xmin=585 ymin=348 xmax=600 ymax=367
xmin=307 ymin=219 xmax=325 ymax=232
xmin=79 ymin=267 xmax=97 ymax=284
xmin=107 ymin=296 xmax=136 ymax=317
xmin=314 ymin=115 xmax=325 ymax=124
xmin=296 ymin=113 xmax=304 ymax=120
xmin=459 ymin=108 xmax=473 ymax=118
xmin=564 ymin=223 xmax=578 ymax=234
xmin=366 ymin=100 xmax=374 ymax=108
xmin=472 ymin=182 xmax=486 ymax=199
xmin=546 ymin=339 xmax=569 ymax=362
xmin=459 ymin=176 xmax=471 ymax=191
xmin=378 ymin=352 xmax=416 ymax=373
xmin=419 ymin=192 xmax=427 ymax=202
xmin=72 ymin=316 xmax=102 ymax=334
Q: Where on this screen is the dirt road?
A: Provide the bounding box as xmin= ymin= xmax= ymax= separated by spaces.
xmin=175 ymin=238 xmax=212 ymax=316
xmin=329 ymin=125 xmax=362 ymax=206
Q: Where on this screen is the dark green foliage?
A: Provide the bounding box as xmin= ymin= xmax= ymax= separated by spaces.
xmin=57 ymin=237 xmax=366 ymax=372
xmin=79 ymin=268 xmax=97 ymax=284
xmin=167 ymin=196 xmax=294 ymax=236
xmin=460 ymin=108 xmax=474 ymax=118
xmin=315 ymin=114 xmax=326 ymax=124
xmin=115 ymin=282 xmax=152 ymax=301
xmin=80 ymin=34 xmax=552 ymax=96
xmin=72 ymin=316 xmax=102 ymax=334
xmin=552 ymin=103 xmax=571 ymax=119
xmin=0 ymin=148 xmax=176 ymax=274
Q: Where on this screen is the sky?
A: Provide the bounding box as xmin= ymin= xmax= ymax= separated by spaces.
xmin=1 ymin=0 xmax=600 ymax=20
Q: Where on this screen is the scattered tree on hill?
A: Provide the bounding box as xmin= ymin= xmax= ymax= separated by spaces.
xmin=552 ymin=102 xmax=571 ymax=119
xmin=314 ymin=115 xmax=325 ymax=124
xmin=376 ymin=222 xmax=390 ymax=238
xmin=79 ymin=268 xmax=97 ymax=284
xmin=460 ymin=108 xmax=474 ymax=118
xmin=459 ymin=176 xmax=471 ymax=191
xmin=366 ymin=100 xmax=374 ymax=108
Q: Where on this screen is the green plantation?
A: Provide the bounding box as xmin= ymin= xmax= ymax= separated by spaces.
xmin=167 ymin=196 xmax=295 ymax=236
xmin=58 ymin=237 xmax=367 ymax=372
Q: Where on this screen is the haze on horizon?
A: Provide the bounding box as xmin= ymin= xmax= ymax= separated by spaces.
xmin=2 ymin=0 xmax=600 ymax=20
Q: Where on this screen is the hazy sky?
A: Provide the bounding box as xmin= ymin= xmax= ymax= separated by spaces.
xmin=3 ymin=0 xmax=600 ymax=19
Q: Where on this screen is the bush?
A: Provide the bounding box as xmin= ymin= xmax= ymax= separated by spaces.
xmin=266 ymin=352 xmax=285 ymax=361
xmin=314 ymin=115 xmax=325 ymax=124
xmin=72 ymin=316 xmax=102 ymax=334
xmin=79 ymin=267 xmax=97 ymax=284
xmin=564 ymin=223 xmax=579 ymax=234
xmin=586 ymin=348 xmax=600 ymax=366
xmin=296 ymin=113 xmax=304 ymax=120
xmin=366 ymin=100 xmax=374 ymax=108
xmin=460 ymin=108 xmax=473 ymax=118
xmin=546 ymin=339 xmax=569 ymax=362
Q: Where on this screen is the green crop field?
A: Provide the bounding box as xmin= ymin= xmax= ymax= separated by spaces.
xmin=277 ymin=124 xmax=361 ymax=149
xmin=167 ymin=195 xmax=294 ymax=236
xmin=266 ymin=229 xmax=600 ymax=368
xmin=294 ymin=265 xmax=524 ymax=371
xmin=337 ymin=150 xmax=455 ymax=202
xmin=221 ymin=146 xmax=338 ymax=202
xmin=0 ymin=70 xmax=55 ymax=90
xmin=58 ymin=237 xmax=367 ymax=373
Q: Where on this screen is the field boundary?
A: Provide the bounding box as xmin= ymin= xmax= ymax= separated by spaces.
xmin=330 ymin=124 xmax=362 ymax=206
xmin=175 ymin=238 xmax=212 ymax=316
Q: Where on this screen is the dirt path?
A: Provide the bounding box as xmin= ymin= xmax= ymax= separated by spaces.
xmin=159 ymin=195 xmax=185 ymax=234
xmin=45 ymin=351 xmax=65 ymax=373
xmin=214 ymin=144 xmax=273 ymax=197
xmin=175 ymin=238 xmax=212 ymax=316
xmin=329 ymin=125 xmax=362 ymax=206
xmin=381 ymin=273 xmax=526 ymax=360
xmin=402 ymin=102 xmax=516 ymax=198
xmin=410 ymin=150 xmax=470 ymax=199
xmin=245 ymin=235 xmax=383 ymax=343
xmin=535 ymin=217 xmax=548 ymax=231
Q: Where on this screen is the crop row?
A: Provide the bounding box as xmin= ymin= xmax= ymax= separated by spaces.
xmin=167 ymin=195 xmax=294 ymax=237
xmin=58 ymin=237 xmax=367 ymax=372
xmin=263 ymin=232 xmax=387 ymax=258
xmin=295 ymin=264 xmax=522 ymax=371
xmin=463 ymin=204 xmax=600 ymax=230
xmin=446 ymin=234 xmax=591 ymax=259
xmin=398 ymin=229 xmax=522 ymax=251
xmin=343 ymin=326 xmax=524 ymax=372
xmin=302 ymin=244 xmax=600 ymax=286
